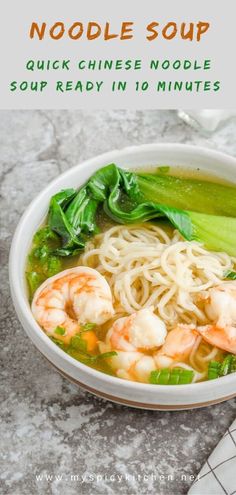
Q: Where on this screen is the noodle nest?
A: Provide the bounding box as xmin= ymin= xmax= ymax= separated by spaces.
xmin=80 ymin=223 xmax=234 ymax=327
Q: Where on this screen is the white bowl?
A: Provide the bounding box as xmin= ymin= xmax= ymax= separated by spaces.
xmin=9 ymin=143 xmax=236 ymax=410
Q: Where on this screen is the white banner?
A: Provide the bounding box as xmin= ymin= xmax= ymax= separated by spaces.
xmin=0 ymin=0 xmax=235 ymax=109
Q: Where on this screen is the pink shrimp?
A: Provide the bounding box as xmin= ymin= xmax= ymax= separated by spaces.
xmin=202 ymin=281 xmax=236 ymax=328
xmin=32 ymin=266 xmax=114 ymax=342
xmin=197 ymin=281 xmax=236 ymax=354
xmin=197 ymin=325 xmax=236 ymax=354
xmin=99 ymin=308 xmax=167 ymax=382
xmin=106 ymin=308 xmax=167 ymax=352
xmin=155 ymin=324 xmax=199 ymax=368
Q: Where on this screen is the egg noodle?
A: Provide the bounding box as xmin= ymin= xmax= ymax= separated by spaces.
xmin=80 ymin=224 xmax=235 ymax=379
xmin=80 ymin=224 xmax=234 ymax=324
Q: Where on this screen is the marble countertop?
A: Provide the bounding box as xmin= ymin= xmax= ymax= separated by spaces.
xmin=1 ymin=110 xmax=236 ymax=495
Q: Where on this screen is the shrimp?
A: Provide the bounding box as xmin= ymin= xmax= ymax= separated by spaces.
xmin=32 ymin=267 xmax=114 ymax=342
xmin=197 ymin=325 xmax=236 ymax=354
xmin=112 ymin=353 xmax=157 ymax=382
xmin=201 ymin=281 xmax=236 ymax=327
xmin=106 ymin=308 xmax=167 ymax=352
xmin=197 ymin=281 xmax=236 ymax=354
xmin=99 ymin=308 xmax=167 ymax=382
xmin=99 ymin=340 xmax=157 ymax=383
xmin=155 ymin=324 xmax=199 ymax=368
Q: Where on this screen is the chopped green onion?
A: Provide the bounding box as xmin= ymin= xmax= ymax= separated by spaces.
xmin=66 ymin=347 xmax=117 ymax=364
xmin=208 ymin=361 xmax=221 ymax=380
xmin=208 ymin=354 xmax=236 ymax=379
xmin=79 ymin=351 xmax=117 ymax=364
xmin=220 ymin=355 xmax=234 ymax=376
xmin=54 ymin=326 xmax=66 ymax=336
xmin=96 ymin=351 xmax=117 ymax=361
xmin=149 ymin=368 xmax=194 ymax=385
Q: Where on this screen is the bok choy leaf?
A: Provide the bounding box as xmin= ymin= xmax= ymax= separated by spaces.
xmin=47 ymin=163 xmax=236 ymax=257
xmin=225 ymin=271 xmax=236 ymax=280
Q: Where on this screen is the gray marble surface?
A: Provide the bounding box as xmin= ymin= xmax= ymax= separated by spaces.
xmin=1 ymin=110 xmax=236 ymax=495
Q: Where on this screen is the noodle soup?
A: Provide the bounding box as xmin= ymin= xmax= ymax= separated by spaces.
xmin=26 ymin=165 xmax=236 ymax=385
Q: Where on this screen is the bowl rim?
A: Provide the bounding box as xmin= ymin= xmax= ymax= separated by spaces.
xmin=9 ymin=142 xmax=236 ymax=395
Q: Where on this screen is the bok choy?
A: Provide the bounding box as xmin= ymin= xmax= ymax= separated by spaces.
xmin=137 ymin=173 xmax=236 ymax=217
xmin=46 ymin=163 xmax=236 ymax=257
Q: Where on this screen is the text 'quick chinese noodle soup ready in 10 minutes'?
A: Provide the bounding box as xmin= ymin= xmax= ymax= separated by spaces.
xmin=26 ymin=164 xmax=236 ymax=385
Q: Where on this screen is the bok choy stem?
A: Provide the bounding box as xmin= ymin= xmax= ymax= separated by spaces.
xmin=137 ymin=173 xmax=236 ymax=217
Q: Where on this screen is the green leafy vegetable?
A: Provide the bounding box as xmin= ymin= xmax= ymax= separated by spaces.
xmin=33 ymin=226 xmax=59 ymax=245
xmin=48 ymin=189 xmax=85 ymax=255
xmin=187 ymin=211 xmax=236 ymax=256
xmin=208 ymin=354 xmax=236 ymax=380
xmin=46 ymin=256 xmax=62 ymax=277
xmin=26 ymin=271 xmax=45 ymax=295
xmin=32 ymin=245 xmax=49 ymax=261
xmin=137 ymin=173 xmax=236 ymax=217
xmin=225 ymin=271 xmax=236 ymax=280
xmin=45 ymin=164 xmax=236 ymax=257
xmin=149 ymin=367 xmax=194 ymax=385
xmin=26 ymin=226 xmax=63 ymax=298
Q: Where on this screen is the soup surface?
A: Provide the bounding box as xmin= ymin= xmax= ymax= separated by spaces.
xmin=26 ymin=165 xmax=236 ymax=384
